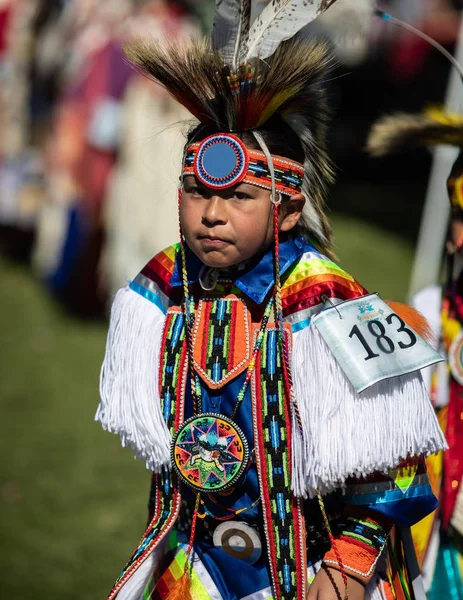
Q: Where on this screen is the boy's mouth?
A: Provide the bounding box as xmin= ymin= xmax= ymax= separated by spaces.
xmin=198 ymin=235 xmax=231 ymax=247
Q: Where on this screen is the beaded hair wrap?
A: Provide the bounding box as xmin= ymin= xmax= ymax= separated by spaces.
xmin=254 ymin=129 xmax=348 ymax=599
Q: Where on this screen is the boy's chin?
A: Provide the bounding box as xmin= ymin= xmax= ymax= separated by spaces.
xmin=201 ymin=255 xmax=240 ymax=269
xmin=198 ymin=247 xmax=245 ymax=269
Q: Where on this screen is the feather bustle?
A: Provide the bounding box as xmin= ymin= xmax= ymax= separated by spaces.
xmin=386 ymin=301 xmax=435 ymax=344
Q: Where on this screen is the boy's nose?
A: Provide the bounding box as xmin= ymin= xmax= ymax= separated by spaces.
xmin=202 ymin=195 xmax=227 ymax=225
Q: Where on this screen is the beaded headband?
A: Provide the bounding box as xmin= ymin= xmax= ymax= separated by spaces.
xmin=183 ymin=133 xmax=304 ymax=197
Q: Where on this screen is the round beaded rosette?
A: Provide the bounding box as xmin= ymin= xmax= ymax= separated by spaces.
xmin=171 ymin=413 xmax=249 ymax=493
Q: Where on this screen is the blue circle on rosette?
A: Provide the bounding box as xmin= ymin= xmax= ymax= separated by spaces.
xmin=195 ymin=134 xmax=248 ymax=189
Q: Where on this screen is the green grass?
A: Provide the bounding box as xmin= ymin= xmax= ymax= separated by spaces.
xmin=332 ymin=213 xmax=414 ymax=302
xmin=0 ymin=216 xmax=414 ymax=599
xmin=0 ymin=261 xmax=148 ymax=599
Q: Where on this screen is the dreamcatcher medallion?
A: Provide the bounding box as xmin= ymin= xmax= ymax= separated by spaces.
xmin=171 ymin=413 xmax=249 ymax=493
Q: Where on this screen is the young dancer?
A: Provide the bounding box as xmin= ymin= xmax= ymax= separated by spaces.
xmin=97 ymin=3 xmax=446 ymax=599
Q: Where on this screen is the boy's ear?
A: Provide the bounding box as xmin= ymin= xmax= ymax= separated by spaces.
xmin=279 ymin=193 xmax=305 ymax=232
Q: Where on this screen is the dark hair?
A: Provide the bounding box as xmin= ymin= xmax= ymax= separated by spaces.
xmin=186 ymin=114 xmax=305 ymax=164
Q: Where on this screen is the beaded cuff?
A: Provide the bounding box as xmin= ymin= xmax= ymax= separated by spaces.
xmin=323 ymin=516 xmax=388 ymax=584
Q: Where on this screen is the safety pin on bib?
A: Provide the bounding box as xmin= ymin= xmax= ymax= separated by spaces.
xmin=321 ymin=294 xmax=343 ymax=320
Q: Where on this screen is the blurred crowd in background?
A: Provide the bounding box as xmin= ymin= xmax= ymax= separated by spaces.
xmin=0 ymin=0 xmax=462 ymax=319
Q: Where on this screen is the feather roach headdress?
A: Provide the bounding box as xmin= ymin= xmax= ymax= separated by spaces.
xmin=367 ymin=108 xmax=463 ymax=157
xmin=123 ymin=0 xmax=343 ymax=252
xmin=367 ymin=108 xmax=463 ymax=216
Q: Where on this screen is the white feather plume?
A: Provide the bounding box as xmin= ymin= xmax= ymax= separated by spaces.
xmin=243 ymin=0 xmax=338 ymax=61
xmin=212 ymin=0 xmax=252 ymax=67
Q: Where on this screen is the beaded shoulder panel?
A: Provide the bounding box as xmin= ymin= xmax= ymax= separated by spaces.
xmin=192 ymin=297 xmax=252 ymax=389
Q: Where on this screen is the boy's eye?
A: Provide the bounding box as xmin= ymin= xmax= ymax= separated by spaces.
xmin=186 ymin=185 xmax=207 ymax=197
xmin=234 ymin=191 xmax=251 ymax=201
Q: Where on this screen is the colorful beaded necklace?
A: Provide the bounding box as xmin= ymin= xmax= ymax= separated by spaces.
xmin=170 ymin=257 xmax=274 ymax=494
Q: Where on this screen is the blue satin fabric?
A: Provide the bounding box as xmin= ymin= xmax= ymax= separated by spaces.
xmin=179 ymin=373 xmax=272 ymax=599
xmin=130 ymin=280 xmax=167 ymax=313
xmin=428 ymin=534 xmax=463 ymax=600
xmin=343 ymin=484 xmax=438 ymax=527
xmin=169 ymin=235 xmax=315 ymax=304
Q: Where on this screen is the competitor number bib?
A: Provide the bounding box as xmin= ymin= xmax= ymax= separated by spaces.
xmin=313 ymin=294 xmax=443 ymax=393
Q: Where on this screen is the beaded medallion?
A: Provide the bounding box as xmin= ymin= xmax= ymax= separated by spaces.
xmin=172 ymin=413 xmax=249 ymax=493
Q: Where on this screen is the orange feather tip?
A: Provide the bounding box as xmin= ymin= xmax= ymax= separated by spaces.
xmin=165 ymin=572 xmax=193 ymax=600
xmin=385 ymin=301 xmax=435 ymax=344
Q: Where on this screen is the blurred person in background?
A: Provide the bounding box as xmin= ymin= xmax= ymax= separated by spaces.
xmin=0 ymin=0 xmax=45 ymax=260
xmin=368 ymin=108 xmax=463 ymax=598
xmin=32 ymin=0 xmax=134 ymax=317
xmin=0 ymin=0 xmax=199 ymax=317
xmin=100 ymin=0 xmax=198 ymax=301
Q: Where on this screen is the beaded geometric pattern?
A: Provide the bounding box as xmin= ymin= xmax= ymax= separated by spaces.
xmin=172 ymin=413 xmax=249 ymax=492
xmin=324 ymin=516 xmax=387 ymax=580
xmin=106 ymin=312 xmax=188 ymax=600
xmin=253 ymin=327 xmax=306 ymax=600
xmin=339 ymin=516 xmax=386 ymax=551
xmin=184 ymin=142 xmax=304 ymax=196
xmin=193 ymin=134 xmax=249 ymax=189
xmin=192 ymin=298 xmax=251 ymax=388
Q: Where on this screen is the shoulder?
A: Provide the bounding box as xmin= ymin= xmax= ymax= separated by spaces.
xmin=129 ymin=244 xmax=182 ymax=313
xmin=282 ymin=243 xmax=367 ymax=331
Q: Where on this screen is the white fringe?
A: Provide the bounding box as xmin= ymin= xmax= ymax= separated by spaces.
xmin=116 ymin=551 xmax=156 ymax=600
xmin=365 ymin=576 xmax=387 ymax=600
xmin=96 ymin=286 xmax=171 ymax=472
xmin=291 ymin=323 xmax=448 ymax=498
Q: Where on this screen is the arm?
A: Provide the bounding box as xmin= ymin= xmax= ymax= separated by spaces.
xmin=308 ymin=456 xmax=437 ymax=599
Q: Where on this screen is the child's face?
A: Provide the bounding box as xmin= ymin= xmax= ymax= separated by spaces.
xmin=180 ymin=176 xmax=303 ymax=268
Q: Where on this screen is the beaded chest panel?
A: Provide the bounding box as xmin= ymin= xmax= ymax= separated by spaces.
xmin=192 ymin=297 xmax=252 ymax=389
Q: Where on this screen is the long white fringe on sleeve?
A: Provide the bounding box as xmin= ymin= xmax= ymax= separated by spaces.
xmin=291 ymin=323 xmax=448 ymax=498
xmin=96 ymin=286 xmax=171 ymax=472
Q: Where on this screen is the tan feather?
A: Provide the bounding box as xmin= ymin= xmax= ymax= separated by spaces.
xmin=366 ymin=111 xmax=463 ymax=157
xmin=315 ymin=0 xmax=374 ymax=64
